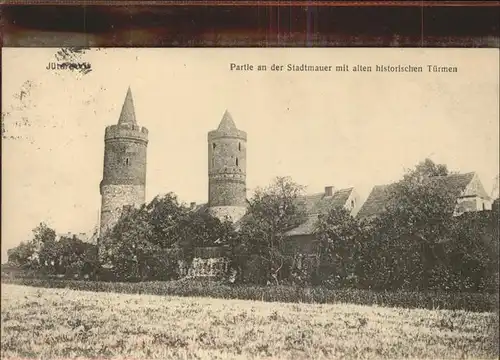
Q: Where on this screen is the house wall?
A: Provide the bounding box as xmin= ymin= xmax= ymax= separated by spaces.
xmin=452 ymin=175 xmax=493 ymax=216
xmin=462 ymin=174 xmax=483 ymax=197
xmin=285 ymin=235 xmax=320 ymax=255
xmin=454 ymin=196 xmax=492 ymax=216
xmin=344 ymin=189 xmax=362 ymax=217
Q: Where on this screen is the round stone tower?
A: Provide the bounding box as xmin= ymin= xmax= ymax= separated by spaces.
xmin=99 ymin=87 xmax=148 ymax=237
xmin=207 ymin=110 xmax=247 ymax=223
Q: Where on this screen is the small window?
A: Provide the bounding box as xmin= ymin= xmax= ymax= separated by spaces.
xmin=351 ymin=200 xmax=355 ymax=208
xmin=238 ymin=142 xmax=241 ymax=151
xmin=236 ymin=158 xmax=239 ymax=166
xmin=125 ymin=158 xmax=130 ymax=166
xmin=213 ymin=143 xmax=216 ymax=150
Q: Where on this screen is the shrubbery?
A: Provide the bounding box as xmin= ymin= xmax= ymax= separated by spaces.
xmin=1 ymin=277 xmax=497 ymax=313
xmin=309 ymin=160 xmax=499 ymax=294
xmin=6 ymin=223 xmax=100 ymax=279
xmin=5 ymin=160 xmax=499 ymax=301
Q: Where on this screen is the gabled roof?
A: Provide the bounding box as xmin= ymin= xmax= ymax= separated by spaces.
xmin=117 ymin=87 xmax=137 ymax=126
xmin=285 ymin=215 xmax=319 ymax=237
xmin=285 ymin=188 xmax=355 ymax=236
xmin=190 ymin=188 xmax=354 ymax=236
xmin=356 ymin=172 xmax=485 ymax=220
xmin=428 ymin=172 xmax=476 ymax=196
xmin=356 ymin=184 xmax=396 ymax=220
xmin=305 ymin=187 xmax=354 ymax=215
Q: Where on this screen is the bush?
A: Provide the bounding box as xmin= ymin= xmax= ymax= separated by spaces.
xmin=2 ymin=277 xmax=497 ymax=313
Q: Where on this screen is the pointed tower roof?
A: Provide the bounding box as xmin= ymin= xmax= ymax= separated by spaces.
xmin=217 ymin=110 xmax=237 ymax=132
xmin=208 ymin=109 xmax=246 ymax=141
xmin=117 ymin=87 xmax=137 ymax=125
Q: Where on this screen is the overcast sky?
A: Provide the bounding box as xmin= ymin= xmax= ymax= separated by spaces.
xmin=2 ymin=48 xmax=499 ymax=262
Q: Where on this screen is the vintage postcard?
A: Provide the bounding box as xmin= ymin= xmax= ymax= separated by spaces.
xmin=1 ymin=47 xmax=499 ymax=359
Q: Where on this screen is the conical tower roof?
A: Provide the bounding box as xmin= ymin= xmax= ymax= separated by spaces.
xmin=117 ymin=87 xmax=137 ymax=125
xmin=217 ymin=110 xmax=238 ymax=132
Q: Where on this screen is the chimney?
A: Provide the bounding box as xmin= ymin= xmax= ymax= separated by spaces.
xmin=190 ymin=202 xmax=197 ymax=209
xmin=324 ymin=186 xmax=334 ymax=197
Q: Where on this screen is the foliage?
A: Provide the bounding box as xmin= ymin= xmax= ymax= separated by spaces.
xmin=178 ymin=208 xmax=237 ymax=256
xmin=7 ymin=241 xmax=36 ymax=269
xmin=32 ymin=222 xmax=57 ymax=248
xmin=7 ymin=223 xmax=100 ymax=278
xmin=312 ymin=158 xmax=498 ymax=294
xmin=100 ymin=205 xmax=167 ymax=281
xmin=235 ymin=176 xmax=307 ymax=285
xmin=99 ymin=192 xmax=237 ymax=281
xmin=32 ymin=222 xmax=58 ymax=271
xmin=440 ymin=209 xmax=499 ymax=292
xmin=410 ymin=158 xmax=449 ymax=180
xmin=1 ymin=279 xmax=497 ymax=313
xmin=314 ymin=207 xmax=366 ymax=287
xmin=53 ymin=236 xmax=99 ymax=277
xmin=145 ymin=193 xmax=188 ymax=249
xmin=6 ymin=159 xmax=498 ymax=294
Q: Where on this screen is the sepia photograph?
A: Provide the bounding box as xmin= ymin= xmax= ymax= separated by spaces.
xmin=1 ymin=47 xmax=499 ymax=359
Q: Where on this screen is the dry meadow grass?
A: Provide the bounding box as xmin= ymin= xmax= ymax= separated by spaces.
xmin=1 ymin=283 xmax=498 ymax=360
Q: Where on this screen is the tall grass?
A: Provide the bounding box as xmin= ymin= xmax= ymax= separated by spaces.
xmin=2 ymin=277 xmax=497 ymax=313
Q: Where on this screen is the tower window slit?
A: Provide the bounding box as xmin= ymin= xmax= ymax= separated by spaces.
xmin=125 ymin=158 xmax=130 ymax=166
xmin=238 ymin=142 xmax=241 ymax=151
xmin=213 ymin=143 xmax=216 ymax=150
xmin=236 ymin=158 xmax=239 ymax=166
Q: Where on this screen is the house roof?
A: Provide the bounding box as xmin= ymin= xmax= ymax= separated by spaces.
xmin=301 ymin=187 xmax=354 ymax=215
xmin=428 ymin=172 xmax=476 ymax=196
xmin=285 ymin=215 xmax=320 ymax=237
xmin=355 ymin=184 xmax=396 ymax=220
xmin=356 ymin=172 xmax=486 ymax=220
xmin=285 ymin=187 xmax=354 ymax=236
xmin=191 ymin=188 xmax=354 ymax=237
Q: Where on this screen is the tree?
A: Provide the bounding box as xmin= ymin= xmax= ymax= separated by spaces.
xmin=99 ymin=192 xmax=238 ymax=281
xmin=146 ymin=193 xmax=189 ymax=249
xmin=7 ymin=241 xmax=36 ymax=269
xmin=32 ymin=223 xmax=57 ymax=272
xmin=236 ymin=176 xmax=307 ymax=285
xmin=55 ymin=236 xmax=99 ymax=278
xmin=314 ymin=207 xmax=365 ymax=287
xmin=362 ymin=159 xmax=461 ymax=291
xmin=410 ymin=158 xmax=449 ymax=180
xmin=32 ymin=222 xmax=57 ymax=248
xmin=440 ymin=209 xmax=499 ymax=292
xmin=99 ymin=206 xmax=159 ymax=281
xmin=178 ymin=210 xmax=236 ymax=249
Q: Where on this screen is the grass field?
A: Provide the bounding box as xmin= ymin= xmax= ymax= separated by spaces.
xmin=1 ymin=283 xmax=498 ymax=359
xmin=2 ymin=276 xmax=497 ymax=313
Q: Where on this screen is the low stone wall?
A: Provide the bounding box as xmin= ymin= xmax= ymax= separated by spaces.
xmin=187 ymin=257 xmax=230 ymax=278
xmin=181 ymin=246 xmax=231 ymax=279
